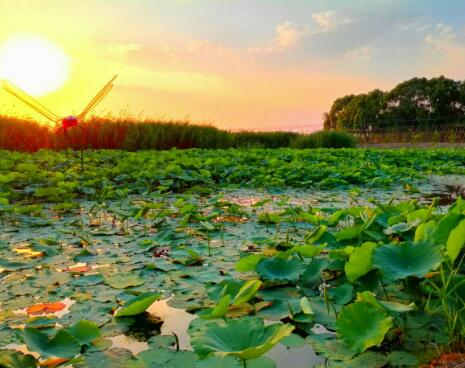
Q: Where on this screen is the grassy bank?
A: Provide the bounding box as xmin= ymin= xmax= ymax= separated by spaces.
xmin=0 ymin=115 xmax=355 ymax=151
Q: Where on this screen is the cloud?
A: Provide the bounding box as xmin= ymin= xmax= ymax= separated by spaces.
xmin=425 ymin=23 xmax=455 ymax=51
xmin=105 ymin=43 xmax=141 ymax=61
xmin=422 ymin=23 xmax=465 ymax=79
xmin=312 ymin=11 xmax=337 ymax=33
xmin=344 ymin=46 xmax=373 ymax=62
xmin=311 ymin=11 xmax=352 ymax=33
xmin=249 ymin=22 xmax=309 ymax=54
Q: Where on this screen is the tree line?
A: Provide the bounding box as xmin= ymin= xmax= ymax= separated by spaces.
xmin=323 ymin=76 xmax=465 ymax=131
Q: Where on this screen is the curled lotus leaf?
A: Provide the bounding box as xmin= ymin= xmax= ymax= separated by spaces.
xmin=190 ymin=317 xmax=294 ymax=360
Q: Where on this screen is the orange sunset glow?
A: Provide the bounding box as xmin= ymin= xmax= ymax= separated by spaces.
xmin=1 ymin=1 xmax=464 ymax=131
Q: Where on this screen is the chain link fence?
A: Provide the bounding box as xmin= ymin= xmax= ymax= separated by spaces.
xmin=345 ymin=117 xmax=465 ymax=144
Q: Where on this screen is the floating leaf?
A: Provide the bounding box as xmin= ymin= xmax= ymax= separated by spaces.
xmin=258 ymin=213 xmax=281 ymax=224
xmin=115 ymin=292 xmax=160 ymax=317
xmin=328 ymin=284 xmax=354 ymax=305
xmin=190 ymin=317 xmax=294 ymax=360
xmin=105 ymin=272 xmax=145 ymax=289
xmin=0 ymin=350 xmax=37 ymax=368
xmin=26 ymin=302 xmax=66 ymax=315
xmin=67 ymin=320 xmax=100 ymax=345
xmin=336 ymin=302 xmax=393 ymax=353
xmin=373 ymin=241 xmax=443 ymax=281
xmin=299 ymin=258 xmax=329 ymax=287
xmin=388 ymin=351 xmax=419 ymax=367
xmin=21 ymin=328 xmax=81 ymax=358
xmin=63 ymin=265 xmax=91 ymax=273
xmin=256 ymin=257 xmax=305 ymax=282
xmin=235 ymin=254 xmax=265 ymax=272
xmin=195 ymin=355 xmax=243 ymax=368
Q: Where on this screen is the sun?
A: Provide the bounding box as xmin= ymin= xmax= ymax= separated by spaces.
xmin=0 ymin=35 xmax=70 ymax=96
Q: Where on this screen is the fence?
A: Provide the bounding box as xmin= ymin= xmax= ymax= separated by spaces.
xmin=345 ymin=117 xmax=465 ymax=144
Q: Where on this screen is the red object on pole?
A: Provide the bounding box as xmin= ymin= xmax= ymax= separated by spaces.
xmin=62 ymin=116 xmax=78 ymax=130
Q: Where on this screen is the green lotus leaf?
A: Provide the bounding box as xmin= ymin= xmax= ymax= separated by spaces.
xmin=258 ymin=213 xmax=281 ymax=224
xmin=0 ymin=260 xmax=30 ymax=272
xmin=199 ymin=294 xmax=231 ymax=320
xmin=190 ymin=317 xmax=294 ymax=360
xmin=373 ymin=241 xmax=443 ymax=280
xmin=256 ymin=257 xmax=305 ymax=282
xmin=356 ymin=291 xmax=415 ymax=313
xmin=115 ymin=292 xmax=160 ymax=317
xmin=336 ymin=302 xmax=393 ymax=353
xmin=73 ymin=347 xmax=135 ymax=368
xmin=288 ymin=245 xmax=324 ymax=258
xmin=307 ymin=335 xmax=356 ymax=361
xmin=21 ymin=327 xmax=81 ymax=358
xmin=236 ymin=254 xmax=265 ymax=272
xmin=344 ymin=242 xmax=377 ymax=283
xmin=384 ymin=222 xmax=412 ymax=235
xmin=195 ymin=355 xmax=243 ymax=368
xmin=432 ymin=213 xmax=462 ymax=245
xmin=330 ymin=351 xmax=389 ymax=368
xmin=104 ymin=272 xmax=145 ymax=289
xmin=446 ymin=218 xmax=465 ymax=263
xmin=299 ymin=258 xmax=329 ymax=287
xmin=232 ymin=280 xmax=262 ymax=307
xmin=0 ymin=350 xmax=37 ymax=368
xmin=328 ymin=284 xmax=354 ymax=305
xmin=67 ymin=320 xmax=100 ymax=345
xmin=388 ymin=351 xmax=419 ymax=367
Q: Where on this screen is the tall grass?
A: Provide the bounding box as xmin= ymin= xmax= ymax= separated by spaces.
xmin=0 ymin=115 xmax=356 ymax=151
xmin=233 ymin=131 xmax=299 ymax=148
xmin=291 ymin=130 xmax=356 ymax=148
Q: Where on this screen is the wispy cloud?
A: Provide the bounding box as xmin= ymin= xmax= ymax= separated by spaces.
xmin=249 ymin=22 xmax=309 ymax=54
xmin=344 ymin=46 xmax=373 ymax=62
xmin=425 ymin=23 xmax=455 ymax=51
xmin=423 ymin=23 xmax=465 ymax=79
xmin=311 ymin=11 xmax=352 ymax=33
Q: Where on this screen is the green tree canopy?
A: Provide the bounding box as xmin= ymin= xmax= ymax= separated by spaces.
xmin=324 ymin=76 xmax=465 ymax=130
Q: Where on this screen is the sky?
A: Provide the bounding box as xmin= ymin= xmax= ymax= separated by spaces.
xmin=0 ymin=0 xmax=465 ymax=131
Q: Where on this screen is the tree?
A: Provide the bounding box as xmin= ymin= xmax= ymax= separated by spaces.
xmin=324 ymin=76 xmax=465 ymax=131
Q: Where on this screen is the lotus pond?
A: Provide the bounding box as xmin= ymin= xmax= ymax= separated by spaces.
xmin=1 ymin=148 xmax=465 ymax=367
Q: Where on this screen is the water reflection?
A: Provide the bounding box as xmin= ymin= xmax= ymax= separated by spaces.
xmin=147 ymin=298 xmax=196 ymax=350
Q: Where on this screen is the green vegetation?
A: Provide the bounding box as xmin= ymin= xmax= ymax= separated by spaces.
xmin=0 ymin=115 xmax=356 ymax=151
xmin=291 ymin=130 xmax=356 ymax=148
xmin=1 ymin=148 xmax=465 ymax=367
xmin=324 ymin=76 xmax=465 ymax=130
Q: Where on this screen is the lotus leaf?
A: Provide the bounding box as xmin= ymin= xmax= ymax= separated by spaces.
xmin=0 ymin=350 xmax=37 ymax=368
xmin=344 ymin=242 xmax=377 ymax=283
xmin=336 ymin=302 xmax=393 ymax=353
xmin=373 ymin=241 xmax=443 ymax=280
xmin=105 ymin=272 xmax=145 ymax=289
xmin=446 ymin=218 xmax=465 ymax=263
xmin=232 ymin=280 xmax=262 ymax=306
xmin=190 ymin=317 xmax=294 ymax=360
xmin=20 ymin=328 xmax=81 ymax=358
xmin=256 ymin=257 xmax=305 ymax=282
xmin=67 ymin=320 xmax=100 ymax=345
xmin=115 ymin=292 xmax=160 ymax=317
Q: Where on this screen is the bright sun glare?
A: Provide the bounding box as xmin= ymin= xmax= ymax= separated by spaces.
xmin=0 ymin=36 xmax=70 ymax=96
